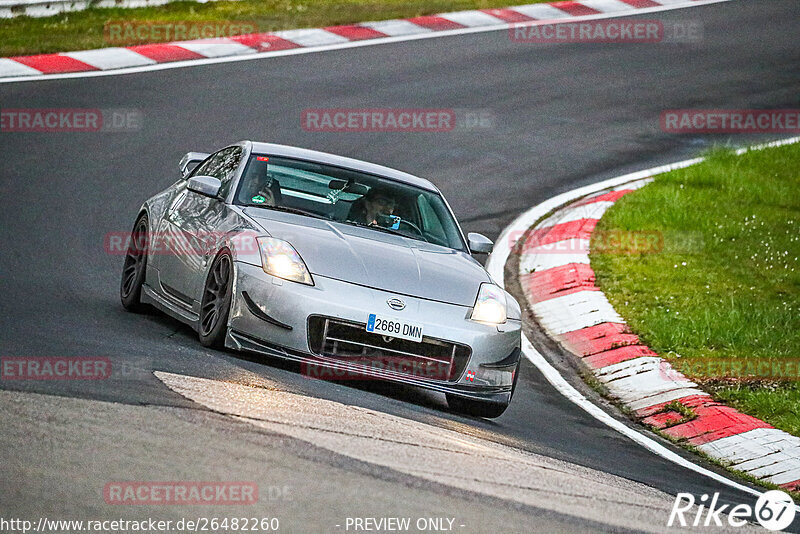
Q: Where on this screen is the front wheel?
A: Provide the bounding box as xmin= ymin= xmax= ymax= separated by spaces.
xmin=120 ymin=214 xmax=149 ymax=312
xmin=198 ymin=250 xmax=234 ymax=348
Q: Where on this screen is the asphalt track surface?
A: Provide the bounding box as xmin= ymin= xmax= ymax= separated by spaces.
xmin=1 ymin=0 xmax=799 ymax=531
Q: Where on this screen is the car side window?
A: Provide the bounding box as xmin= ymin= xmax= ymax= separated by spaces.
xmin=416 ymin=194 xmax=447 ymax=242
xmin=191 ymin=146 xmax=243 ymax=198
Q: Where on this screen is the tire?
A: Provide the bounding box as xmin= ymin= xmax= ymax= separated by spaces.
xmin=446 ymin=359 xmax=521 ymax=419
xmin=120 ymin=214 xmax=150 ymax=312
xmin=198 ymin=250 xmax=234 ymax=348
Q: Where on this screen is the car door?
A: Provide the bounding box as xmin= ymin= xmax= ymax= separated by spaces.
xmin=157 ymin=146 xmax=243 ymax=310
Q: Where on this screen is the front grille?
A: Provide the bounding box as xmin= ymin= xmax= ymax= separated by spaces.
xmin=307 ymin=316 xmax=471 ymax=382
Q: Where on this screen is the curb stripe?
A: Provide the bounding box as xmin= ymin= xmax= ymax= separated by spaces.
xmin=583 ymin=344 xmax=657 ymax=368
xmin=0 ymin=0 xmax=736 ymax=82
xmin=578 ymin=0 xmax=637 ymax=13
xmin=437 ymin=10 xmax=507 ymax=27
xmin=520 ymin=239 xmax=590 ymax=272
xmin=571 ymin=189 xmax=633 ymax=206
xmin=359 ymin=19 xmax=433 ymax=36
xmin=324 ymin=25 xmax=389 ymax=41
xmin=522 ymin=218 xmax=598 ymax=248
xmin=512 ymin=142 xmax=800 ymax=491
xmin=174 ymin=39 xmax=256 ymax=58
xmin=0 ymin=58 xmax=43 ymax=77
xmin=697 ymin=429 xmax=800 ymax=489
xmin=650 ymin=395 xmax=774 ymax=445
xmin=488 ymin=138 xmax=800 ymax=500
xmin=479 ymin=8 xmax=535 ymax=22
xmin=618 ymin=0 xmax=662 ymax=7
xmin=405 ymin=15 xmax=466 ymax=31
xmin=522 ymin=262 xmax=598 ymax=302
xmin=511 ymin=3 xmax=575 ymax=19
xmin=229 ymin=33 xmax=301 ymax=51
xmin=635 ymin=394 xmax=713 ymax=417
xmin=531 ymin=289 xmax=625 ymax=335
xmin=540 ymin=200 xmax=615 ymax=226
xmin=62 ymin=47 xmax=156 ymax=70
xmin=128 ymin=44 xmax=206 ymax=63
xmin=559 ymin=322 xmax=639 ymax=356
xmin=272 ymin=28 xmax=351 ymax=47
xmin=10 ymin=53 xmax=96 ymax=74
xmin=549 ymin=0 xmax=602 ymax=16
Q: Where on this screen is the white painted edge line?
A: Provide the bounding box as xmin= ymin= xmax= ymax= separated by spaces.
xmin=0 ymin=0 xmax=733 ymax=84
xmin=486 ymin=135 xmax=800 ymax=501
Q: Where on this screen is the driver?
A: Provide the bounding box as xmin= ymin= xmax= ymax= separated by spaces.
xmin=348 ymin=187 xmax=397 ymax=226
xmin=242 ymin=175 xmax=282 ymax=207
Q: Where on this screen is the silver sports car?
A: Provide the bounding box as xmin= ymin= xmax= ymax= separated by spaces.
xmin=120 ymin=141 xmax=522 ymax=417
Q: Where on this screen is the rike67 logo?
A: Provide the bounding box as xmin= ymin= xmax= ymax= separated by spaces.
xmin=669 ymin=491 xmax=796 ymax=531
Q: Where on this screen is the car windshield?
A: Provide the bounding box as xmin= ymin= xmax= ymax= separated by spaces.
xmin=233 ymin=154 xmax=466 ymax=251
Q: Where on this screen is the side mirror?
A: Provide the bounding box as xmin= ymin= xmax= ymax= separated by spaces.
xmin=180 ymin=151 xmax=210 ymax=178
xmin=467 ymin=232 xmax=493 ymax=254
xmin=187 ymin=175 xmax=222 ymax=199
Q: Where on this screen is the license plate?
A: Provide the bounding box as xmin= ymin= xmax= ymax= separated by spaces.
xmin=366 ymin=313 xmax=423 ymax=343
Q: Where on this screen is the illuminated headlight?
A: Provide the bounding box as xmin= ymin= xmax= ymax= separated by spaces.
xmin=256 ymin=237 xmax=314 ymax=286
xmin=470 ymin=283 xmax=507 ymax=325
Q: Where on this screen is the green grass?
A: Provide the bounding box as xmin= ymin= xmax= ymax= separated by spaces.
xmin=591 ymin=143 xmax=800 ymax=437
xmin=0 ymin=0 xmax=545 ymax=57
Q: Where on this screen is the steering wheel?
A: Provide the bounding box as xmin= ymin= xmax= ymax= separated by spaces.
xmin=395 ymin=219 xmax=426 ymax=239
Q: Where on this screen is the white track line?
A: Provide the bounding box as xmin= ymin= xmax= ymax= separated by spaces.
xmin=486 ymin=136 xmax=800 ymax=500
xmin=0 ymin=0 xmax=733 ymax=84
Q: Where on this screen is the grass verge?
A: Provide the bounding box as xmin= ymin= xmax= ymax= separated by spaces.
xmin=0 ymin=0 xmax=545 ymax=57
xmin=591 ymin=142 xmax=800 ymax=437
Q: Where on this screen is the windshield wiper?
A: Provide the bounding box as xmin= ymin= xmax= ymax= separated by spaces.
xmin=245 ymin=204 xmax=328 ymax=220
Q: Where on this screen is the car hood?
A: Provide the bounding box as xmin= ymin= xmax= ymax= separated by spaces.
xmin=243 ymin=208 xmax=490 ymax=306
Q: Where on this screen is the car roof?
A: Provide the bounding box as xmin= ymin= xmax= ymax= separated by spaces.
xmin=246 ymin=141 xmax=439 ymax=192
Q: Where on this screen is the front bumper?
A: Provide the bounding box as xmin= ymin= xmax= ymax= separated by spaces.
xmin=226 ymin=262 xmax=521 ymax=402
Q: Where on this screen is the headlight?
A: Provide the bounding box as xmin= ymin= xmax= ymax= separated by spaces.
xmin=470 ymin=283 xmax=507 ymax=325
xmin=256 ymin=237 xmax=314 ymax=286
